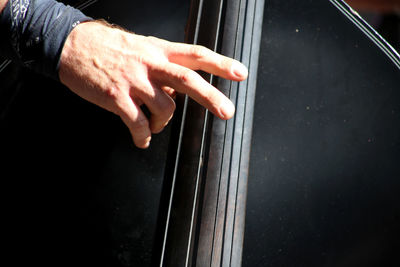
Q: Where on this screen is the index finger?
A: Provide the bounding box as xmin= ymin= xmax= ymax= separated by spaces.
xmin=166 ymin=43 xmax=248 ymax=81
xmin=152 ymin=62 xmax=235 ymax=120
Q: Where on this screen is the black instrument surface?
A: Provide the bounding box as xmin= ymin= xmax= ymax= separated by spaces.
xmin=243 ymin=1 xmax=400 ymax=266
xmin=1 ymin=0 xmax=399 ymax=266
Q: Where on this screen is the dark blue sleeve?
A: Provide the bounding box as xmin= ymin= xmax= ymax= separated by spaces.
xmin=0 ymin=0 xmax=92 ymax=80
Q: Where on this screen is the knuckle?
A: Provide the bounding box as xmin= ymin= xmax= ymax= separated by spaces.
xmin=191 ymin=45 xmax=208 ymax=59
xmin=221 ymin=57 xmax=232 ymax=70
xmin=138 ymin=83 xmax=156 ymax=99
xmin=132 ymin=117 xmax=150 ymax=131
xmin=145 ymin=36 xmax=169 ymax=51
xmin=145 ymin=36 xmax=162 ymax=44
xmin=105 ymin=86 xmax=121 ymax=101
xmin=176 ymin=69 xmax=193 ymax=84
xmin=202 ymin=90 xmax=219 ymax=107
xmin=203 ymin=93 xmax=214 ymax=105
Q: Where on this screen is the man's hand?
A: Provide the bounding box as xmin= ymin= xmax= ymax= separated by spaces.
xmin=59 ymin=21 xmax=248 ymax=148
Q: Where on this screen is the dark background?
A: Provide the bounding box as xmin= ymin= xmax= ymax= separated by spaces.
xmin=1 ymin=0 xmax=189 ymax=266
xmin=1 ymin=0 xmax=400 ymax=266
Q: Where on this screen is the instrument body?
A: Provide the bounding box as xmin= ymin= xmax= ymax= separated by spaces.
xmin=1 ymin=0 xmax=400 ymax=266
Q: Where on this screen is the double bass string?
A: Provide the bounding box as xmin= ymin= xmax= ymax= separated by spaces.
xmin=186 ymin=0 xmax=226 ymax=265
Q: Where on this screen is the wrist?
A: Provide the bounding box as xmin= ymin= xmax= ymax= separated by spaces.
xmin=0 ymin=0 xmax=8 ymax=14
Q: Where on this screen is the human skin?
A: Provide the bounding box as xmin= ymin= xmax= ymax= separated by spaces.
xmin=0 ymin=0 xmax=6 ymax=12
xmin=0 ymin=0 xmax=248 ymax=149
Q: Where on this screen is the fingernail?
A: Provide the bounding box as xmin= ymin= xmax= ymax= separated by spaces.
xmin=137 ymin=137 xmax=151 ymax=149
xmin=220 ymin=99 xmax=235 ymax=119
xmin=231 ymin=62 xmax=248 ymax=79
xmin=140 ymin=140 xmax=150 ymax=149
xmin=144 ymin=136 xmax=152 ymax=147
xmin=144 ymin=141 xmax=150 ymax=148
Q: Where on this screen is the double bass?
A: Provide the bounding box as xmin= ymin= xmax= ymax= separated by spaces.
xmin=1 ymin=0 xmax=400 ymax=266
